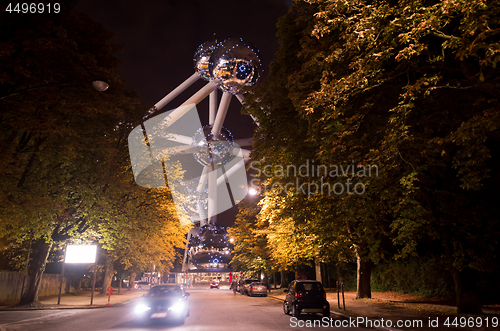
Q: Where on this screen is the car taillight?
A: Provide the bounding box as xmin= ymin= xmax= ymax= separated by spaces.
xmin=252 ymin=287 xmax=257 ymax=290
xmin=323 ymin=293 xmax=326 ymax=299
xmin=295 ymin=292 xmax=302 ymax=299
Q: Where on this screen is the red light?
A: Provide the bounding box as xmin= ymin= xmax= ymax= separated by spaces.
xmin=295 ymin=292 xmax=302 ymax=299
xmin=323 ymin=293 xmax=326 ymax=299
xmin=252 ymin=287 xmax=257 ymax=290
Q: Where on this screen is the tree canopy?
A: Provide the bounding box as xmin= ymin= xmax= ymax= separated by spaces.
xmin=0 ymin=11 xmax=189 ymax=305
xmin=232 ymin=0 xmax=500 ymax=314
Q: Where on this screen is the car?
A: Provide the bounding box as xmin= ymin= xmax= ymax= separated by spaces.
xmin=210 ymin=280 xmax=219 ymax=289
xmin=135 ymin=281 xmax=152 ymax=290
xmin=134 ymin=284 xmax=190 ymax=324
xmin=248 ymin=282 xmax=267 ymax=297
xmin=283 ymin=280 xmax=330 ymax=318
xmin=240 ymin=279 xmax=259 ymax=295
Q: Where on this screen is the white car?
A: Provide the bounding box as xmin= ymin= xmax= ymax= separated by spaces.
xmin=135 ymin=281 xmax=152 ymax=290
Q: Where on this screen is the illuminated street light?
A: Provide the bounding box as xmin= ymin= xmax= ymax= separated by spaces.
xmin=91 ymin=79 xmax=110 ymax=92
xmin=248 ymin=187 xmax=258 ymax=196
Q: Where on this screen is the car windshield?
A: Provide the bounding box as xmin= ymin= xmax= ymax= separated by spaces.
xmin=147 ymin=286 xmax=181 ymax=297
xmin=297 ymin=282 xmax=323 ymax=292
xmin=252 ymin=282 xmax=264 ymax=286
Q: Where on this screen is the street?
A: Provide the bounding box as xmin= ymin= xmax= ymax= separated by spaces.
xmin=0 ymin=288 xmax=363 ymax=331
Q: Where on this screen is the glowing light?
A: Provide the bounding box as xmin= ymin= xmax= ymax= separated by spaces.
xmin=65 ymin=245 xmax=97 ymax=264
xmin=248 ymin=187 xmax=258 ymax=196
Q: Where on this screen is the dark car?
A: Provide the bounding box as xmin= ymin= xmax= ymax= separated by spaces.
xmin=134 ymin=284 xmax=190 ymax=324
xmin=240 ymin=279 xmax=259 ymax=295
xmin=283 ymin=280 xmax=330 ymax=318
xmin=210 ymin=280 xmax=219 ymax=289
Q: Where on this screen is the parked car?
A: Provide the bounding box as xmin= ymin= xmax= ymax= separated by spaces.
xmin=248 ymin=282 xmax=267 ymax=297
xmin=210 ymin=280 xmax=219 ymax=289
xmin=134 ymin=284 xmax=190 ymax=324
xmin=240 ymin=279 xmax=259 ymax=295
xmin=135 ymin=281 xmax=152 ymax=290
xmin=283 ymin=280 xmax=330 ymax=318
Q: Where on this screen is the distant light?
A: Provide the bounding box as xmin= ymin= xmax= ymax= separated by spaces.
xmin=229 ymin=238 xmax=234 ymax=243
xmin=248 ymin=187 xmax=258 ymax=195
xmin=92 ymin=80 xmax=110 ymax=92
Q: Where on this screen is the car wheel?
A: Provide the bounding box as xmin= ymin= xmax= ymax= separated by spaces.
xmin=283 ymin=301 xmax=290 ymax=315
xmin=292 ymin=304 xmax=300 ymax=318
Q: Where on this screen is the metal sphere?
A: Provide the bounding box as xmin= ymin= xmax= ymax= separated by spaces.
xmin=208 ymin=38 xmax=262 ymax=94
xmin=192 ymin=125 xmax=234 ymax=167
xmin=193 ymin=41 xmax=217 ymax=80
xmin=181 ymin=193 xmax=206 ymax=215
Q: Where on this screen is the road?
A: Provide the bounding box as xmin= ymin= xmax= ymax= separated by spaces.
xmin=0 ymin=288 xmax=365 ymax=331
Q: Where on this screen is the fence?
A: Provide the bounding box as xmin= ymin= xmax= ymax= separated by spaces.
xmin=0 ymin=271 xmax=65 ymax=303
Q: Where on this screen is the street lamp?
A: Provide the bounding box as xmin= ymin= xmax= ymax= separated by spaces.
xmin=248 ymin=187 xmax=258 ymax=196
xmin=91 ymin=80 xmax=110 ymax=92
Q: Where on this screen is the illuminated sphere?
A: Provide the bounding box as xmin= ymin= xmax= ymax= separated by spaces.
xmin=181 ymin=193 xmax=206 ymax=215
xmin=192 ymin=125 xmax=234 ymax=167
xmin=208 ymin=38 xmax=261 ymax=94
xmin=193 ymin=41 xmax=217 ymax=80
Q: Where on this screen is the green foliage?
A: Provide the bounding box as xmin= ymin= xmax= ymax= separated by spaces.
xmin=371 ymin=257 xmax=455 ymax=299
xmin=236 ymin=0 xmax=500 ymax=309
xmin=228 ymin=198 xmax=273 ymax=276
xmin=0 ymin=11 xmax=189 ymax=302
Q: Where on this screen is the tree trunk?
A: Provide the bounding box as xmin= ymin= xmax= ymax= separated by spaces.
xmin=451 ymin=267 xmax=482 ymax=314
xmin=280 ymin=269 xmax=289 ymax=289
xmin=336 ymin=264 xmax=344 ymax=283
xmin=99 ymin=255 xmax=114 ymax=295
xmin=315 ymin=257 xmax=322 ymax=283
xmin=118 ymin=273 xmax=122 ymax=294
xmin=18 ymin=239 xmax=53 ymax=305
xmin=128 ymin=272 xmax=137 ymax=290
xmin=356 ymin=253 xmax=372 ymax=299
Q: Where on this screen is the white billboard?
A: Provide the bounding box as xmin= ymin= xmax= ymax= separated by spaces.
xmin=65 ymin=245 xmax=97 ymax=264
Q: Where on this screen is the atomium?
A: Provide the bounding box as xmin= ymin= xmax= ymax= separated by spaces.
xmin=129 ymin=37 xmax=259 ymax=227
xmin=193 ymin=41 xmax=217 ymax=81
xmin=192 ymin=125 xmax=234 ymax=167
xmin=208 ymin=38 xmax=261 ymax=94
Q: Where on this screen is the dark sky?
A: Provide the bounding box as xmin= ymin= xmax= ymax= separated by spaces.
xmin=73 ymin=0 xmax=291 ymax=226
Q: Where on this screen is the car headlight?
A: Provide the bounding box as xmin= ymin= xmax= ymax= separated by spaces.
xmin=135 ymin=303 xmax=151 ymax=314
xmin=169 ymin=300 xmax=186 ymax=312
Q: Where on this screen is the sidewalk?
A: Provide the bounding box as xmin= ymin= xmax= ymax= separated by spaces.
xmin=267 ymin=289 xmax=500 ymax=331
xmin=0 ymin=288 xmax=146 ymax=310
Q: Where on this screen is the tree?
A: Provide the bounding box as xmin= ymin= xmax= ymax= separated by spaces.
xmin=241 ymin=1 xmax=391 ymax=299
xmin=299 ymin=0 xmax=500 ymax=313
xmin=228 ymin=198 xmax=272 ymax=278
xmin=0 ymin=11 xmax=181 ymax=305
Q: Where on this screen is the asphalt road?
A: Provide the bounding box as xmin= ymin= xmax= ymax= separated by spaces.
xmin=0 ymin=289 xmax=365 ymax=331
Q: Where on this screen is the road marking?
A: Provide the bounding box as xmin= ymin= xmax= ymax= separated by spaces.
xmin=0 ymin=311 xmax=80 ymax=331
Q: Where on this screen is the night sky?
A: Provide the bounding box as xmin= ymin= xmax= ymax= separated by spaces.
xmin=73 ymin=0 xmax=291 ymax=226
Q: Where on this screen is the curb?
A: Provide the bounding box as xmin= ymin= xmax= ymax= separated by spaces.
xmin=267 ymin=294 xmax=404 ymax=331
xmin=0 ymin=295 xmax=142 ymax=311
